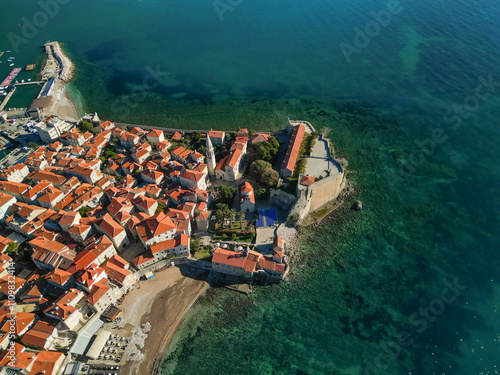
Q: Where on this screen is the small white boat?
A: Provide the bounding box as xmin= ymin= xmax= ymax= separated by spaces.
xmin=28 ymin=78 xmax=31 ymax=82
xmin=21 ymin=80 xmax=24 ymax=83
xmin=9 ymin=63 xmax=14 ymax=67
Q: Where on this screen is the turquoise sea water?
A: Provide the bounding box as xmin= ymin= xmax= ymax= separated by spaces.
xmin=1 ymin=0 xmax=500 ymax=374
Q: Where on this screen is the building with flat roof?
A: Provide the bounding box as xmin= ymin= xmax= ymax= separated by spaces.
xmin=35 ymin=116 xmax=73 ymax=143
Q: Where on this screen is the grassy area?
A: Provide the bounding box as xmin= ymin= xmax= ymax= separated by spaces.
xmin=193 ymin=248 xmax=212 ymax=261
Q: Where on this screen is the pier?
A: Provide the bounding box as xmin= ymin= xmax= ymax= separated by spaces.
xmin=0 ymin=87 xmax=16 ymax=111
xmin=14 ymin=81 xmax=44 ymax=86
xmin=43 ymin=41 xmax=74 ymax=82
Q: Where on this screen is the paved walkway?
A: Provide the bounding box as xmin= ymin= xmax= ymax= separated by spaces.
xmin=304 ymin=134 xmax=342 ymax=179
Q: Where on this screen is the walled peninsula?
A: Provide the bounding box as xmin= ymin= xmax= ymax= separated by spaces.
xmin=0 ymin=44 xmax=350 ymax=375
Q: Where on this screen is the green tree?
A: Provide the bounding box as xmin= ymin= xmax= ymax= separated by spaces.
xmin=78 ymin=121 xmax=94 ymax=133
xmin=191 ymin=132 xmax=201 ymax=143
xmin=5 ymin=242 xmax=19 ymax=255
xmin=226 ymin=132 xmax=236 ymax=143
xmin=28 ymin=142 xmax=38 ymax=149
xmin=156 ymin=202 xmax=168 ymax=213
xmin=78 ymin=206 xmax=92 ymax=217
xmin=190 ymin=239 xmax=200 ymax=255
xmin=254 ymin=136 xmax=279 ymax=162
xmin=215 ymin=203 xmax=230 ymax=227
xmin=250 ymin=160 xmax=279 ymax=187
xmin=256 ymin=187 xmax=267 ymax=200
xmin=219 ymin=186 xmax=236 ymax=203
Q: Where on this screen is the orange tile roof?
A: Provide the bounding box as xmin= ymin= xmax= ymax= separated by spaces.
xmin=0 ymin=181 xmax=30 ymax=195
xmin=132 ymin=251 xmax=155 ymax=266
xmin=195 ymin=211 xmax=209 ymax=220
xmin=103 ymin=261 xmax=131 ymax=284
xmin=208 ymin=130 xmax=225 ymax=140
xmin=135 ymin=212 xmax=176 ymax=242
xmin=0 ymin=343 xmax=36 ymax=369
xmin=44 ymin=269 xmax=72 ymax=285
xmin=171 ymin=146 xmax=186 ymax=157
xmin=149 ymin=234 xmax=188 ymax=254
xmin=0 ymin=312 xmax=36 ymax=335
xmin=147 ymin=129 xmax=163 ymax=138
xmin=86 ymin=281 xmax=110 ymax=305
xmin=180 ymin=170 xmax=205 ymax=183
xmin=98 ymin=213 xmax=125 ymax=238
xmin=27 ymin=350 xmax=64 ymax=375
xmin=240 ymin=182 xmax=255 ymax=204
xmin=132 ymin=195 xmax=157 ymax=210
xmin=31 ymin=170 xmax=66 ymax=185
xmin=212 ymin=248 xmax=260 ymax=273
xmin=100 ymin=120 xmax=115 ymax=130
xmin=135 ymin=148 xmax=150 ymax=159
xmin=22 ymin=328 xmax=51 ymax=348
xmin=228 ymin=148 xmax=242 ymax=168
xmin=107 ymin=254 xmax=128 ymax=269
xmin=300 ymin=175 xmax=315 ymax=186
xmin=259 ymin=258 xmax=286 ymax=273
xmin=281 ymin=124 xmax=305 ymax=173
xmin=44 ymin=302 xmax=76 ymax=320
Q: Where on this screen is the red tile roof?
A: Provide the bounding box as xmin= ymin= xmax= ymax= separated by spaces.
xmin=281 ymin=124 xmax=305 ymax=173
xmin=300 ymin=175 xmax=315 ymax=186
xmin=212 ymin=248 xmax=260 ymax=273
xmin=252 ymin=133 xmax=271 ymax=143
xmin=44 ymin=269 xmax=72 ymax=285
xmin=0 ymin=312 xmax=36 ymax=335
xmin=208 ymin=130 xmax=225 ymax=140
xmin=98 ymin=213 xmax=125 ymax=238
xmin=240 ymin=182 xmax=255 ymax=204
xmin=135 ymin=212 xmax=176 ymax=242
xmin=147 ymin=129 xmax=164 ymax=138
xmin=86 ymin=281 xmax=110 ymax=305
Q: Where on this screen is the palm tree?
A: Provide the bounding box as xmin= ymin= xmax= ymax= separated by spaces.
xmin=229 ymin=209 xmax=237 ymax=227
xmin=236 ymin=211 xmax=245 ymax=229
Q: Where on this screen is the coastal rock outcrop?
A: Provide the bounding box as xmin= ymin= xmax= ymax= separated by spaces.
xmin=351 ymin=200 xmax=363 ymax=211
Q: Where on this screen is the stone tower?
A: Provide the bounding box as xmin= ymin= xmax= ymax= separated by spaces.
xmin=206 ymin=134 xmax=216 ymax=177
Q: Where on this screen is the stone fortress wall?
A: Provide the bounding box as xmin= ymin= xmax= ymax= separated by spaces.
xmin=308 ymin=171 xmax=345 ymax=213
xmin=284 ymin=120 xmax=346 ymax=224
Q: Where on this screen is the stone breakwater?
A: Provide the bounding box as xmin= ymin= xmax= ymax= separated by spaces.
xmin=44 ymin=41 xmax=74 ymax=82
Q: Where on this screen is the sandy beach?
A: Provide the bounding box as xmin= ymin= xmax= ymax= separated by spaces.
xmin=52 ymin=81 xmax=79 ymax=122
xmin=116 ymin=266 xmax=208 ymax=375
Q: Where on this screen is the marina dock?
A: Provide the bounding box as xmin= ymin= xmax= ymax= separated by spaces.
xmin=1 ymin=67 xmax=22 ymax=87
xmin=0 ymin=87 xmax=17 ymax=111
